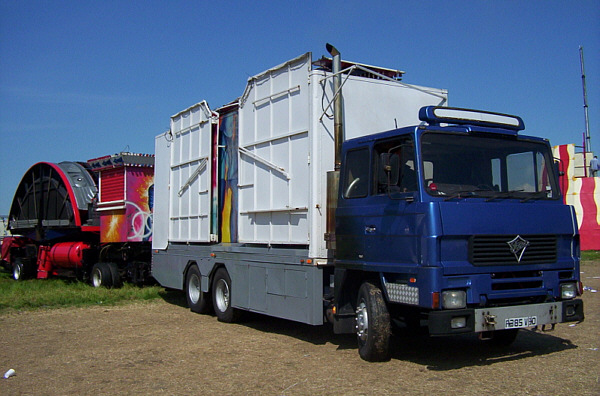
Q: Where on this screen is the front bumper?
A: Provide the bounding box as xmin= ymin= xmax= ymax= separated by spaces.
xmin=428 ymin=299 xmax=584 ymax=335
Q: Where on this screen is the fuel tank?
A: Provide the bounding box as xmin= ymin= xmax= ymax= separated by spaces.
xmin=45 ymin=241 xmax=91 ymax=269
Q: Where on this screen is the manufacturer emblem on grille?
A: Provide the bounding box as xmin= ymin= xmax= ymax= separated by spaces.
xmin=507 ymin=235 xmax=530 ymax=263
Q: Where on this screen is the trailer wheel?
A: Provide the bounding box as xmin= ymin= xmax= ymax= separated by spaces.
xmin=489 ymin=329 xmax=519 ymax=346
xmin=356 ymin=282 xmax=391 ymax=362
xmin=91 ymin=263 xmax=113 ymax=288
xmin=212 ymin=268 xmax=241 ymax=323
xmin=12 ymin=259 xmax=26 ymax=281
xmin=185 ymin=265 xmax=212 ymax=314
xmin=107 ymin=262 xmax=122 ymax=288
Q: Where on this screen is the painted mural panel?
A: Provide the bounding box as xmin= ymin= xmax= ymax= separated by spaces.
xmin=218 ymin=110 xmax=239 ymax=243
xmin=101 ymin=167 xmax=154 ymax=243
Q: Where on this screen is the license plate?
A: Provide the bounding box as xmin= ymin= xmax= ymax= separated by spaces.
xmin=505 ymin=316 xmax=537 ymax=329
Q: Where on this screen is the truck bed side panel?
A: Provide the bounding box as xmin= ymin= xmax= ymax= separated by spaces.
xmin=153 ymin=244 xmax=324 ymax=325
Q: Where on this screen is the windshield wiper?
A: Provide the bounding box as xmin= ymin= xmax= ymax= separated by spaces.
xmin=443 ymin=189 xmax=489 ymax=201
xmin=520 ymin=191 xmax=550 ymax=202
xmin=485 ymin=190 xmax=525 ymax=202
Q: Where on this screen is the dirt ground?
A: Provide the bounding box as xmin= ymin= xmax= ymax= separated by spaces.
xmin=1 ymin=262 xmax=599 ymax=395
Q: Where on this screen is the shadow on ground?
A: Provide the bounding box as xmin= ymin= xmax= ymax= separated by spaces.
xmin=389 ymin=329 xmax=577 ymax=370
xmin=158 ymin=289 xmax=578 ymax=369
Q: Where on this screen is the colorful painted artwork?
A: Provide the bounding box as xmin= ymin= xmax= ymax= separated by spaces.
xmin=218 ymin=110 xmax=239 ymax=243
xmin=100 ymin=167 xmax=154 ymax=243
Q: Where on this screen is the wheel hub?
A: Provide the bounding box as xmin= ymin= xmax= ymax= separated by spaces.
xmin=92 ymin=269 xmax=102 ymax=287
xmin=356 ymin=300 xmax=369 ymax=341
xmin=215 ymin=279 xmax=230 ymax=312
xmin=13 ymin=264 xmax=21 ymax=280
xmin=188 ymin=274 xmax=201 ymax=304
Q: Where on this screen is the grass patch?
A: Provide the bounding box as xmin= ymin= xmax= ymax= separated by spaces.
xmin=581 ymin=250 xmax=600 ymax=262
xmin=0 ymin=270 xmax=168 ymax=313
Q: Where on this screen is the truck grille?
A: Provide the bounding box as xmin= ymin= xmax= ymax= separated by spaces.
xmin=469 ymin=235 xmax=557 ymax=266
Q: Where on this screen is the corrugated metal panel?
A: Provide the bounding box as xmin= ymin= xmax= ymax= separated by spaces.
xmin=100 ymin=168 xmax=125 ymax=202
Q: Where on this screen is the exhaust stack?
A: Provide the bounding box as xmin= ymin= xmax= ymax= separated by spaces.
xmin=325 ymin=43 xmax=344 ymax=250
xmin=326 ymin=43 xmax=344 ymax=171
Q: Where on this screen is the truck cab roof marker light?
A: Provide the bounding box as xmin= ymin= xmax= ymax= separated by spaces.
xmin=419 ymin=106 xmax=525 ymax=131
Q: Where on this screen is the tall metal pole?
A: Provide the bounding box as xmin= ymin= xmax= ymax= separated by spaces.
xmin=580 ymin=46 xmax=591 ymax=157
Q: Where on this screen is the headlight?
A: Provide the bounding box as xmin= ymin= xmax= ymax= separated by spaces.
xmin=442 ymin=290 xmax=466 ymax=309
xmin=560 ymin=283 xmax=577 ymax=300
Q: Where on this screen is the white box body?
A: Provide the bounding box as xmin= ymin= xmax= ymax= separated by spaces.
xmin=153 ymin=53 xmax=448 ymax=258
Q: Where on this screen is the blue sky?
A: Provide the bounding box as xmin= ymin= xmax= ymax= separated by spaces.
xmin=1 ymin=0 xmax=599 ymax=215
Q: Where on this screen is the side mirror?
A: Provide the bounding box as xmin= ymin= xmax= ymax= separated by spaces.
xmin=381 ymin=153 xmax=400 ymax=185
xmin=554 ymin=160 xmax=565 ymax=177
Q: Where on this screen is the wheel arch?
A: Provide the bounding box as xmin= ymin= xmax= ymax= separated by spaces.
xmin=335 ymin=268 xmax=382 ymax=315
xmin=182 ymin=260 xmax=223 ymax=293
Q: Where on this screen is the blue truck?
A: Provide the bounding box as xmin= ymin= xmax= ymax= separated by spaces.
xmin=151 ymin=46 xmax=584 ymax=361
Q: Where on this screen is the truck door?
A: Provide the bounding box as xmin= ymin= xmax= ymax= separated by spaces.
xmin=363 ymin=136 xmax=419 ymax=267
xmin=336 ymin=135 xmax=419 ymax=267
xmin=336 ymin=147 xmax=371 ymax=264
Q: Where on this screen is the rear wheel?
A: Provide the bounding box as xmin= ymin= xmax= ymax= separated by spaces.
xmin=185 ymin=265 xmax=212 ymax=314
xmin=356 ymin=282 xmax=391 ymax=362
xmin=212 ymin=267 xmax=241 ymax=323
xmin=91 ymin=262 xmax=113 ymax=288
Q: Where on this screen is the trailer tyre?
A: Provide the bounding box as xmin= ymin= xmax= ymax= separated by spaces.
xmin=356 ymin=282 xmax=391 ymax=362
xmin=107 ymin=262 xmax=122 ymax=288
xmin=91 ymin=263 xmax=113 ymax=288
xmin=12 ymin=259 xmax=26 ymax=281
xmin=212 ymin=268 xmax=241 ymax=323
xmin=185 ymin=265 xmax=212 ymax=314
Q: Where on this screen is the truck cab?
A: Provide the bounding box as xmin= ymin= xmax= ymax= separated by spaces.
xmin=333 ymin=106 xmax=584 ymax=361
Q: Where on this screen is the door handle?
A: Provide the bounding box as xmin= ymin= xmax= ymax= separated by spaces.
xmin=365 ymin=226 xmax=376 ymax=234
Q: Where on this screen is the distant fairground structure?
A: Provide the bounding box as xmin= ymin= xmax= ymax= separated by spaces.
xmin=553 ymin=144 xmax=600 ymax=250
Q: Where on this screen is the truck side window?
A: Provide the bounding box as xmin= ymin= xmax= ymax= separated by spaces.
xmin=374 ymin=137 xmax=416 ymax=194
xmin=343 ymin=149 xmax=369 ymax=198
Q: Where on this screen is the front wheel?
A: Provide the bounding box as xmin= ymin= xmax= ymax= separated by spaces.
xmin=356 ymin=282 xmax=391 ymax=362
xmin=212 ymin=268 xmax=241 ymax=323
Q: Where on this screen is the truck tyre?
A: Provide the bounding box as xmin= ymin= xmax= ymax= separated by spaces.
xmin=12 ymin=258 xmax=26 ymax=281
xmin=489 ymin=329 xmax=519 ymax=346
xmin=107 ymin=262 xmax=122 ymax=288
xmin=356 ymin=282 xmax=391 ymax=362
xmin=91 ymin=262 xmax=114 ymax=288
xmin=212 ymin=267 xmax=241 ymax=323
xmin=185 ymin=265 xmax=212 ymax=314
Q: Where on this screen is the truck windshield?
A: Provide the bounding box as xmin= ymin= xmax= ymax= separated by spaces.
xmin=421 ymin=132 xmax=560 ymax=200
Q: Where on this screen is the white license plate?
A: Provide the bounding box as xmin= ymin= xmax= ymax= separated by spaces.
xmin=505 ymin=316 xmax=537 ymax=329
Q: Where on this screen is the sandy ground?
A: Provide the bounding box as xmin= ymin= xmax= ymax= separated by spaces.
xmin=1 ymin=262 xmax=599 ymax=395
